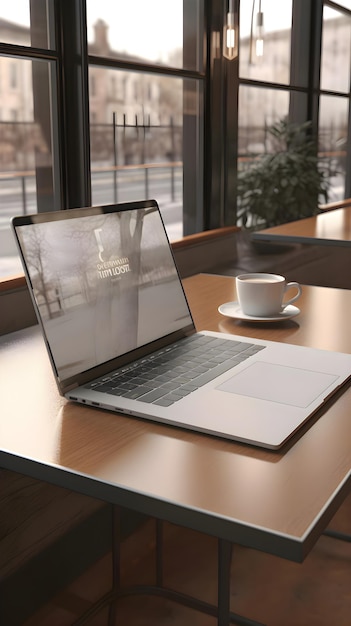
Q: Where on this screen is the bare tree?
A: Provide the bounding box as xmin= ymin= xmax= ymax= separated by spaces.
xmin=19 ymin=226 xmax=55 ymax=319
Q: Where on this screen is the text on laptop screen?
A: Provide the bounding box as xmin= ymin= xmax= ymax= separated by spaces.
xmin=16 ymin=206 xmax=192 ymax=380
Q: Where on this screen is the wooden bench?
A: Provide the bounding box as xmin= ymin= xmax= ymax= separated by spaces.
xmin=319 ymin=197 xmax=351 ymax=211
xmin=171 ymin=226 xmax=240 ymax=278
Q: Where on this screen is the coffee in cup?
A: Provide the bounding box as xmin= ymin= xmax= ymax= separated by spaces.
xmin=236 ymin=273 xmax=302 ymax=317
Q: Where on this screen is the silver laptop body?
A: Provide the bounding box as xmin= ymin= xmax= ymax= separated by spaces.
xmin=12 ymin=200 xmax=351 ymax=450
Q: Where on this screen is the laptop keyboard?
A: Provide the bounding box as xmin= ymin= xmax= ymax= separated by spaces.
xmin=85 ymin=334 xmax=265 ymax=407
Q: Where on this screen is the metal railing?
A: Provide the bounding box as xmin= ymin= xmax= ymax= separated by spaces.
xmin=0 ymin=161 xmax=183 ymax=218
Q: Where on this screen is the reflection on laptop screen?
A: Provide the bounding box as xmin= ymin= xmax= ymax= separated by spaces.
xmin=16 ymin=206 xmax=192 ymax=380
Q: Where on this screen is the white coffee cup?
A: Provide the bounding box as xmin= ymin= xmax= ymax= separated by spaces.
xmin=236 ymin=273 xmax=302 ymax=317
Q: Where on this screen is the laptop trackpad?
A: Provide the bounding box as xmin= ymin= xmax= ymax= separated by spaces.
xmin=217 ymin=362 xmax=338 ymax=408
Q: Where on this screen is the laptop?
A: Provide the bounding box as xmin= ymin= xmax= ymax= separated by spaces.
xmin=12 ymin=200 xmax=351 ymax=450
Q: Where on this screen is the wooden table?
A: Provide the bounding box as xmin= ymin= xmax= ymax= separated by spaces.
xmin=251 ymin=206 xmax=351 ymax=247
xmin=1 ymin=274 xmax=351 ymax=625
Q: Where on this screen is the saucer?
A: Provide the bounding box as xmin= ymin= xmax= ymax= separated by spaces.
xmin=218 ymin=301 xmax=300 ymax=323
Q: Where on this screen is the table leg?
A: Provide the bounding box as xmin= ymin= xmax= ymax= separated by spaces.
xmin=73 ymin=506 xmax=266 ymax=626
xmin=324 ymin=529 xmax=351 ymax=542
xmin=218 ymin=540 xmax=266 ymax=626
xmin=156 ymin=518 xmax=163 ymax=586
xmin=107 ymin=504 xmax=121 ymax=626
xmin=218 ymin=538 xmax=231 ymax=626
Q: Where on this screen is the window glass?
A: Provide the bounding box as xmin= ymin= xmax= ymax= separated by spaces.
xmin=0 ymin=0 xmax=54 ymax=49
xmin=86 ymin=0 xmax=202 ymax=72
xmin=0 ymin=2 xmax=30 ymax=45
xmin=319 ymin=95 xmax=348 ymax=202
xmin=87 ymin=2 xmax=204 ymax=241
xmin=0 ymin=56 xmax=60 ymax=279
xmin=320 ymin=6 xmax=351 ymax=93
xmin=238 ymin=86 xmax=289 ymax=158
xmin=0 ymin=5 xmax=60 ymax=280
xmin=89 ymin=68 xmax=196 ymax=240
xmin=332 ymin=1 xmax=351 ymax=9
xmin=237 ymin=86 xmax=291 ymax=228
xmin=239 ymin=0 xmax=292 ymax=84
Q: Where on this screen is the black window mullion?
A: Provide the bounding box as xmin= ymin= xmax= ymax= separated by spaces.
xmin=57 ymin=0 xmax=91 ymax=209
xmin=308 ymin=0 xmax=323 ymax=136
xmin=289 ymin=0 xmax=313 ymax=126
xmin=223 ymin=0 xmax=239 ymax=228
xmin=183 ymin=0 xmax=205 ymax=234
xmin=203 ymin=0 xmax=226 ymax=230
xmin=26 ymin=0 xmax=60 ymax=212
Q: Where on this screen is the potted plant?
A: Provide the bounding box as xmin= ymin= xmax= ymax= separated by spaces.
xmin=236 ymin=119 xmax=331 ymax=230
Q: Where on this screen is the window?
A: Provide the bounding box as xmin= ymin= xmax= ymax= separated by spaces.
xmin=9 ymin=62 xmax=17 ymax=88
xmin=90 ymin=74 xmax=96 ymax=96
xmin=0 ymin=2 xmax=60 ymax=279
xmin=0 ymin=0 xmax=204 ymax=281
xmin=232 ymin=0 xmax=351 ymax=228
xmin=110 ymin=75 xmax=116 ymax=97
xmin=87 ymin=2 xmax=192 ymax=70
xmin=238 ymin=87 xmax=290 ymax=156
xmin=239 ymin=0 xmax=293 ymax=85
xmin=321 ymin=6 xmax=351 ymax=92
xmin=319 ymin=2 xmax=351 ymax=201
xmin=89 ymin=68 xmax=186 ymax=238
xmin=86 ymin=0 xmax=204 ymax=240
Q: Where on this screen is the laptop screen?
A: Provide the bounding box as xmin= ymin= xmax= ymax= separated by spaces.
xmin=14 ymin=202 xmax=193 ymax=381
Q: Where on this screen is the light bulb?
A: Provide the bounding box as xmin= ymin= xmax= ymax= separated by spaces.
xmin=255 ymin=11 xmax=264 ymax=58
xmin=223 ymin=10 xmax=238 ymax=60
xmin=256 ymin=36 xmax=264 ymax=57
xmin=227 ymin=25 xmax=235 ymax=49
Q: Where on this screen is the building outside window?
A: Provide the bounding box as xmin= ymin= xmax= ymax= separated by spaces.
xmin=10 ymin=62 xmax=18 ymax=89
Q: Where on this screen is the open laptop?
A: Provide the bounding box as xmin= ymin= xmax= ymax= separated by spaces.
xmin=12 ymin=200 xmax=351 ymax=450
